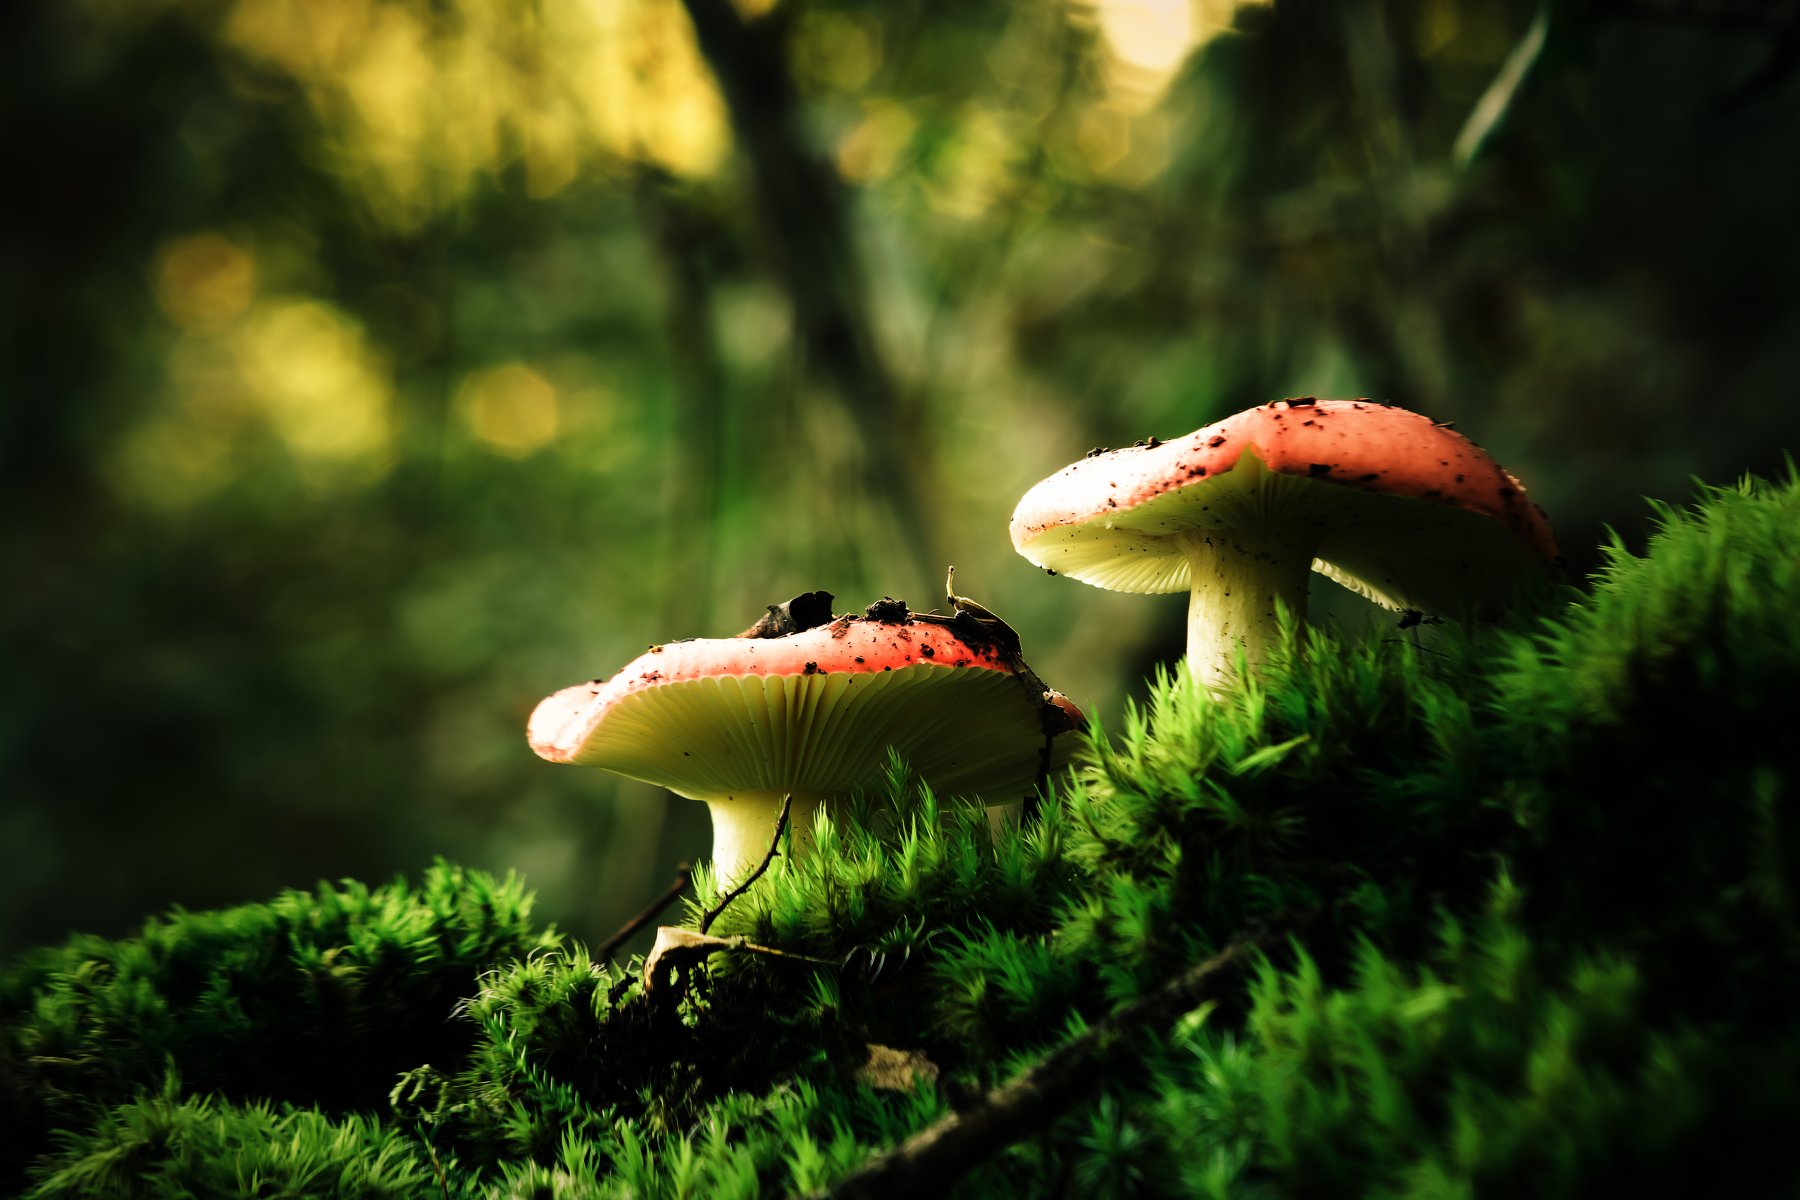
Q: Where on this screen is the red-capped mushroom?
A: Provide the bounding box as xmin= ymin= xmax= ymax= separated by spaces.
xmin=528 ymin=612 xmax=1084 ymax=881
xmin=1010 ymin=398 xmax=1560 ymax=687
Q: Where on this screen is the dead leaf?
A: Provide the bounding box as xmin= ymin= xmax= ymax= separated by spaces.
xmin=855 ymin=1044 xmax=941 ymax=1092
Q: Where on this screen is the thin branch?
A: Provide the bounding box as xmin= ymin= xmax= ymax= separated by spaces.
xmin=701 ymin=793 xmax=792 ymax=934
xmin=1454 ymin=2 xmax=1552 ymax=167
xmin=597 ymin=864 xmax=693 ymax=963
xmin=814 ymin=916 xmax=1305 ymax=1199
xmin=642 ymin=925 xmax=836 ymax=995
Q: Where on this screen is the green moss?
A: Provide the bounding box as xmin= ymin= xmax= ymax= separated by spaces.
xmin=2 ymin=862 xmax=556 ymax=1194
xmin=7 ymin=470 xmax=1800 ymax=1197
xmin=1492 ymin=470 xmax=1800 ymax=1027
xmin=28 ymin=1075 xmax=443 ymax=1200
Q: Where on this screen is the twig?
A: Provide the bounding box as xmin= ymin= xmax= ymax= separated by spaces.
xmin=598 ymin=865 xmax=693 ymax=963
xmin=1454 ymin=2 xmax=1551 ymax=167
xmin=814 ymin=916 xmax=1307 ymax=1200
xmin=643 ymin=925 xmax=836 ymax=995
xmin=701 ymin=793 xmax=792 ymax=934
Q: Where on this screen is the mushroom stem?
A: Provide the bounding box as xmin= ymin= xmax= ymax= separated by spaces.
xmin=704 ymin=790 xmax=831 ymax=883
xmin=1180 ymin=524 xmax=1314 ymax=690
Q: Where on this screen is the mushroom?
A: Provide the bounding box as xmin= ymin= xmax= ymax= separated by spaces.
xmin=1009 ymin=398 xmax=1560 ymax=688
xmin=527 ymin=609 xmax=1085 ymax=881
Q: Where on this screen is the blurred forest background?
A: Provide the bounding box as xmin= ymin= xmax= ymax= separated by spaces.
xmin=5 ymin=0 xmax=1800 ymax=960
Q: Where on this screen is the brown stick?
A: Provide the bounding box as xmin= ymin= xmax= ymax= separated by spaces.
xmin=643 ymin=925 xmax=837 ymax=995
xmin=701 ymin=793 xmax=793 ymax=934
xmin=814 ymin=925 xmax=1291 ymax=1200
xmin=597 ymin=865 xmax=693 ymax=963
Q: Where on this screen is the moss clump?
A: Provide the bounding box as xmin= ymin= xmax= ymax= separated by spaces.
xmin=1495 ymin=475 xmax=1800 ymax=1029
xmin=5 ymin=468 xmax=1799 ymax=1198
xmin=28 ymin=1077 xmax=442 ymax=1200
xmin=1 ymin=861 xmax=556 ymax=1194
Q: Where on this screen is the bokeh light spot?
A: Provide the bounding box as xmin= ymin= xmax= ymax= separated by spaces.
xmin=1098 ymin=0 xmax=1195 ymax=76
xmin=236 ymin=299 xmax=394 ymax=470
xmin=924 ymin=108 xmax=1018 ymax=219
xmin=152 ymin=233 xmax=258 ymax=331
xmin=629 ymin=0 xmax=732 ymax=176
xmin=223 ymin=0 xmax=728 ymax=230
xmin=458 ymin=363 xmax=560 ymax=457
xmin=797 ymin=10 xmax=883 ymax=93
xmin=226 ymin=0 xmax=372 ymax=78
xmin=1084 ymin=0 xmax=1269 ymax=111
xmin=836 ymin=100 xmax=917 ymax=184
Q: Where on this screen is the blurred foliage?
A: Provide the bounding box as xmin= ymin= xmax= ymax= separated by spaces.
xmin=4 ymin=0 xmax=1800 ymax=957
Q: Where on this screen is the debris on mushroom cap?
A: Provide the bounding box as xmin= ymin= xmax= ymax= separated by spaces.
xmin=738 ymin=591 xmax=835 ymax=639
xmin=1009 ymin=398 xmax=1560 ymax=616
xmin=527 ymin=615 xmax=1079 ymax=804
xmin=863 ymin=596 xmax=910 ymax=623
xmin=1042 ymin=689 xmax=1085 ymax=736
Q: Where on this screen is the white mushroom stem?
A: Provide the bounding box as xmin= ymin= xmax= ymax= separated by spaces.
xmin=1179 ymin=524 xmax=1315 ymax=690
xmin=703 ymin=790 xmax=831 ymax=883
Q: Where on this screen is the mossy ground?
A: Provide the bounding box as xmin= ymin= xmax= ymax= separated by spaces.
xmin=6 ymin=470 xmax=1799 ymax=1198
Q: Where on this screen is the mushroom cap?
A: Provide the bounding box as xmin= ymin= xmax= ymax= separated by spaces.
xmin=1010 ymin=399 xmax=1560 ymax=615
xmin=528 ymin=616 xmax=1083 ymax=804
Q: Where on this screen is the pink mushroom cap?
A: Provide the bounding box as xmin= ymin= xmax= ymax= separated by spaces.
xmin=1010 ymin=398 xmax=1559 ymax=614
xmin=529 ymin=616 xmax=1083 ymax=807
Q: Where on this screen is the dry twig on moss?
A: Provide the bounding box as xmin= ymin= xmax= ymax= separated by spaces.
xmin=817 ymin=915 xmax=1307 ymax=1200
xmin=597 ymin=865 xmax=693 ymax=964
xmin=701 ymin=793 xmax=792 ymax=935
